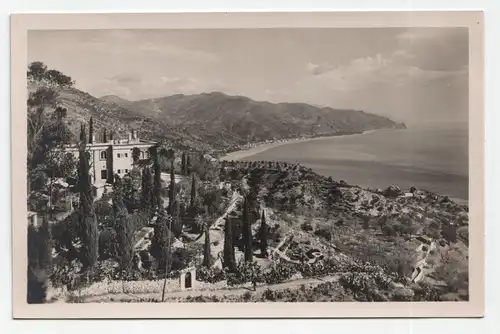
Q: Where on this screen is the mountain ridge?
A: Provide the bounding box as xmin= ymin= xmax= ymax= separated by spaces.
xmin=32 ymin=82 xmax=405 ymax=154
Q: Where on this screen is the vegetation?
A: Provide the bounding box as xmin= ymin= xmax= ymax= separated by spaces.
xmin=77 ymin=126 xmax=99 ymax=273
xmin=26 ymin=62 xmax=467 ymax=304
xmin=27 ymin=217 xmax=53 ymax=303
xmin=223 ymin=217 xmax=237 ymax=273
xmin=112 ymin=176 xmax=134 ymax=275
xmin=259 ymin=210 xmax=268 ymax=257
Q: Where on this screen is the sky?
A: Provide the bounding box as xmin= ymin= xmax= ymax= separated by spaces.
xmin=28 ymin=28 xmax=469 ymax=125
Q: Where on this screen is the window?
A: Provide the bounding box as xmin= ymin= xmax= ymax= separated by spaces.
xmin=117 ymin=169 xmax=122 ymax=174
xmin=125 ymin=169 xmax=129 ymax=173
xmin=125 ymin=153 xmax=128 ymax=157
xmin=100 ymin=170 xmax=107 ymax=180
xmin=117 ymin=153 xmax=121 ymax=158
xmin=100 ymin=151 xmax=107 ymax=160
xmin=140 ymin=151 xmax=145 ymax=159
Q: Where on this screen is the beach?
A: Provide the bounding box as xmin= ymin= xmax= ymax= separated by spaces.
xmin=221 ymin=126 xmax=469 ymax=202
xmin=220 ymin=130 xmax=377 ymax=161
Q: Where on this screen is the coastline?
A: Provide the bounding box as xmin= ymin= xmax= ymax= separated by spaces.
xmin=220 ymin=129 xmax=382 ymax=161
xmin=219 ymin=128 xmax=468 ymax=207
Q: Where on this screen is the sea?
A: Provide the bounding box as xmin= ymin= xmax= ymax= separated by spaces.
xmin=237 ymin=124 xmax=469 ymax=201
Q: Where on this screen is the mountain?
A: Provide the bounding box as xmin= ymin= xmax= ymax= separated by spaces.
xmin=30 ymin=78 xmax=404 ymax=155
xmin=99 ymin=95 xmax=133 ymax=107
xmin=105 ymin=91 xmax=406 ymax=152
xmin=29 ymin=82 xmax=212 ymax=152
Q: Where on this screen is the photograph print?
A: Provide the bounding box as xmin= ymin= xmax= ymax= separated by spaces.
xmin=14 ymin=12 xmax=484 ymax=317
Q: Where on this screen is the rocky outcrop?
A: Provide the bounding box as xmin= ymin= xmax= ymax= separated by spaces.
xmin=383 ymin=185 xmax=403 ymax=198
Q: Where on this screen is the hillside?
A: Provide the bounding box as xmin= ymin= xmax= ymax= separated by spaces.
xmin=29 ymin=79 xmax=404 ymax=155
xmin=28 ymin=82 xmax=213 ymax=152
xmin=105 ymin=92 xmax=406 ymax=152
xmin=219 ymin=161 xmax=469 ymax=301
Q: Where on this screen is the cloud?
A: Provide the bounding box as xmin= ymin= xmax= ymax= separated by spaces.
xmin=159 ymin=76 xmax=226 ymax=95
xmin=292 ymin=48 xmax=468 ymax=124
xmin=137 ymin=43 xmax=219 ymax=62
xmin=104 ymin=73 xmax=142 ymax=85
xmin=395 ymin=28 xmax=468 ymax=71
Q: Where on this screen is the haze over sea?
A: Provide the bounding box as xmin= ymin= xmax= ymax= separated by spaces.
xmin=237 ymin=123 xmax=468 ymax=201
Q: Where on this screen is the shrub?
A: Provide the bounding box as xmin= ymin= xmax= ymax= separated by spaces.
xmin=298 ymin=258 xmax=339 ymax=278
xmin=300 ymin=222 xmax=313 ymax=232
xmin=441 ymin=225 xmax=458 ymax=244
xmin=262 ymin=262 xmax=298 ymax=285
xmin=170 ymin=248 xmax=197 ymax=271
xmin=411 ymin=282 xmax=441 ymax=301
xmin=313 ymin=228 xmax=332 ymax=240
xmin=381 ymin=224 xmax=398 ymax=237
xmin=338 ymin=272 xmax=387 ymax=301
xmin=196 ymin=266 xmax=227 ymax=283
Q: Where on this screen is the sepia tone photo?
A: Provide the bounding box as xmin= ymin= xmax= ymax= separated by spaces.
xmin=11 ymin=12 xmax=484 ymax=318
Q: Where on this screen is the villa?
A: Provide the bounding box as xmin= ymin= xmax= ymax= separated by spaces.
xmin=64 ymin=129 xmax=157 ymax=196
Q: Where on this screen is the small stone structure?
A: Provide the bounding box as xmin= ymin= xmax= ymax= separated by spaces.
xmin=179 ymin=267 xmax=197 ymax=291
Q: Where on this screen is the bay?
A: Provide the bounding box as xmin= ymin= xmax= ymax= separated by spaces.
xmin=227 ymin=124 xmax=468 ymax=201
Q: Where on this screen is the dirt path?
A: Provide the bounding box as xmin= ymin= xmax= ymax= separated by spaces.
xmin=80 ymin=275 xmax=341 ymax=303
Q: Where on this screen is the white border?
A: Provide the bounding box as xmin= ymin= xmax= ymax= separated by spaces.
xmin=2 ymin=0 xmax=499 ymax=333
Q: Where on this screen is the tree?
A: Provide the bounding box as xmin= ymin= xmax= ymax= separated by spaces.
xmin=242 ymin=197 xmax=253 ymax=262
xmin=27 ymin=216 xmax=53 ymax=304
xmin=103 ymin=128 xmax=107 ymax=143
xmin=260 ymin=210 xmax=268 ymax=257
xmin=202 ymin=223 xmax=211 ymax=267
xmin=149 ymin=145 xmax=163 ymax=213
xmin=441 ymin=224 xmax=458 ymax=244
xmin=223 ymin=216 xmax=237 ymax=272
xmin=168 ymin=159 xmax=176 ymax=215
xmin=79 ymin=124 xmax=86 ymax=142
xmin=140 ymin=166 xmax=154 ymax=213
xmin=27 ymin=87 xmax=72 ymax=174
xmin=113 ymin=176 xmax=134 ymax=273
xmin=27 ymin=61 xmax=48 ymax=81
xmin=150 ymin=212 xmax=173 ymax=273
xmin=44 ymin=69 xmax=74 ymax=87
xmin=186 ymin=155 xmax=192 ymax=175
xmin=77 ymin=126 xmax=98 ymax=272
xmin=190 ymin=174 xmax=197 ymax=208
xmin=181 ymin=152 xmax=187 ymax=176
xmin=132 ymin=147 xmax=141 ymax=165
xmin=88 ymin=116 xmax=94 ymax=144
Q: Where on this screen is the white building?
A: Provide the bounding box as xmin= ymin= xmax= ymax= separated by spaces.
xmin=64 ymin=130 xmax=157 ymax=188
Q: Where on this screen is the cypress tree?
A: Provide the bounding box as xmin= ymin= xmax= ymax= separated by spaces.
xmin=113 ymin=176 xmax=134 ymax=274
xmin=186 ymin=155 xmax=191 ymax=175
xmin=140 ymin=166 xmax=154 ymax=213
xmin=78 ymin=126 xmax=98 ymax=272
xmin=152 ymin=145 xmax=163 ymax=212
xmin=260 ymin=210 xmax=268 ymax=257
xmin=103 ymin=128 xmax=107 ymax=143
xmin=242 ymin=197 xmax=253 ymax=262
xmin=181 ymin=152 xmax=187 ymax=176
xmin=171 ymin=197 xmax=182 ymax=237
xmin=202 ymin=223 xmax=211 ymax=267
xmin=190 ymin=174 xmax=197 ymax=208
xmin=151 ymin=212 xmax=172 ymax=273
xmin=79 ymin=124 xmax=86 ymax=142
xmin=223 ymin=217 xmax=236 ymax=272
xmin=89 ymin=116 xmax=94 ymax=144
xmin=132 ymin=147 xmax=141 ymax=165
xmin=168 ymin=159 xmax=175 ymax=215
